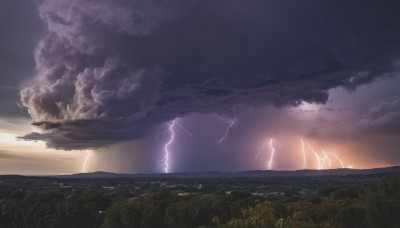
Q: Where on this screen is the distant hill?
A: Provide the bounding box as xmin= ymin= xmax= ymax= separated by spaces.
xmin=52 ymin=166 xmax=400 ymax=179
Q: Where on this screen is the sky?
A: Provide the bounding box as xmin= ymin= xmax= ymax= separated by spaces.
xmin=1 ymin=0 xmax=400 ymax=175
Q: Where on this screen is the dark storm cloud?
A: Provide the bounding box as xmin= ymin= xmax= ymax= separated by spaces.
xmin=0 ymin=87 xmax=29 ymax=117
xmin=19 ymin=0 xmax=400 ymax=149
xmin=0 ymin=0 xmax=43 ymax=118
xmin=357 ymin=96 xmax=400 ymax=135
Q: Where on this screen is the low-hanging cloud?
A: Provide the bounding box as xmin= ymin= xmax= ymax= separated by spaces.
xmin=20 ymin=0 xmax=400 ymax=149
xmin=357 ymin=96 xmax=400 ymax=135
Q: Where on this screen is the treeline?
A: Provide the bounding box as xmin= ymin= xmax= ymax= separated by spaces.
xmin=0 ymin=177 xmax=399 ymax=227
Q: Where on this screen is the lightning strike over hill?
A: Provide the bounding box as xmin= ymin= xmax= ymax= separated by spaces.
xmin=161 ymin=121 xmax=175 ymax=173
xmin=321 ymin=151 xmax=332 ymax=168
xmin=81 ymin=150 xmax=93 ymax=173
xmin=301 ymin=138 xmax=307 ymax=169
xmin=158 ymin=120 xmax=193 ymax=173
xmin=327 ymin=152 xmax=345 ymax=168
xmin=255 ymin=138 xmax=275 ymax=169
xmin=305 ymin=139 xmax=347 ymax=170
xmin=267 ymin=138 xmax=276 ymax=170
xmin=307 ymin=141 xmax=323 ymax=170
xmin=255 ymin=138 xmax=269 ymax=159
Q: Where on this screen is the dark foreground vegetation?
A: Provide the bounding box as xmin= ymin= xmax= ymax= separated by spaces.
xmin=0 ymin=171 xmax=399 ymax=227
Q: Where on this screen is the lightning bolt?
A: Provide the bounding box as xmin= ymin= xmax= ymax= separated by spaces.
xmin=306 ymin=140 xmax=346 ymax=170
xmin=307 ymin=141 xmax=323 ymax=170
xmin=256 ymin=138 xmax=276 ymax=170
xmin=257 ymin=136 xmax=348 ymax=170
xmin=255 ymin=138 xmax=269 ymax=158
xmin=156 ymin=122 xmax=192 ymax=139
xmin=300 ymin=138 xmax=307 ymax=169
xmin=177 ymin=124 xmax=193 ymax=138
xmin=267 ymin=138 xmax=276 ymax=170
xmin=158 ymin=120 xmax=193 ymax=173
xmin=81 ymin=150 xmax=93 ymax=173
xmin=217 ymin=119 xmax=235 ymax=144
xmin=328 ymin=152 xmax=345 ymax=168
xmin=162 ymin=121 xmax=175 ymax=173
xmin=321 ymin=151 xmax=331 ymax=168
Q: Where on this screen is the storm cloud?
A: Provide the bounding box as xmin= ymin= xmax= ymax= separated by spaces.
xmin=357 ymin=96 xmax=400 ymax=135
xmin=0 ymin=0 xmax=42 ymax=118
xmin=20 ymin=0 xmax=400 ymax=149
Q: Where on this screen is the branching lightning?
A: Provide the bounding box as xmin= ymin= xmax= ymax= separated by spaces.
xmin=321 ymin=151 xmax=331 ymax=168
xmin=255 ymin=138 xmax=269 ymax=158
xmin=307 ymin=141 xmax=323 ymax=170
xmin=81 ymin=150 xmax=93 ymax=173
xmin=256 ymin=138 xmax=276 ymax=170
xmin=305 ymin=140 xmax=346 ymax=170
xmin=177 ymin=124 xmax=193 ymax=138
xmin=217 ymin=119 xmax=235 ymax=144
xmin=329 ymin=153 xmax=345 ymax=168
xmin=162 ymin=121 xmax=175 ymax=173
xmin=158 ymin=120 xmax=193 ymax=173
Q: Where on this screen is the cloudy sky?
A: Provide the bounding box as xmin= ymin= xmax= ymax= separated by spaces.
xmin=1 ymin=0 xmax=400 ymax=175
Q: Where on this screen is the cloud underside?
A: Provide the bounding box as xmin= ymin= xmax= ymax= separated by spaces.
xmin=20 ymin=0 xmax=400 ymax=149
xmin=357 ymin=96 xmax=400 ymax=135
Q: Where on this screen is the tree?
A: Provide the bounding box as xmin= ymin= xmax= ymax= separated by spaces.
xmin=223 ymin=202 xmax=276 ymax=228
xmin=364 ymin=177 xmax=400 ymax=228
